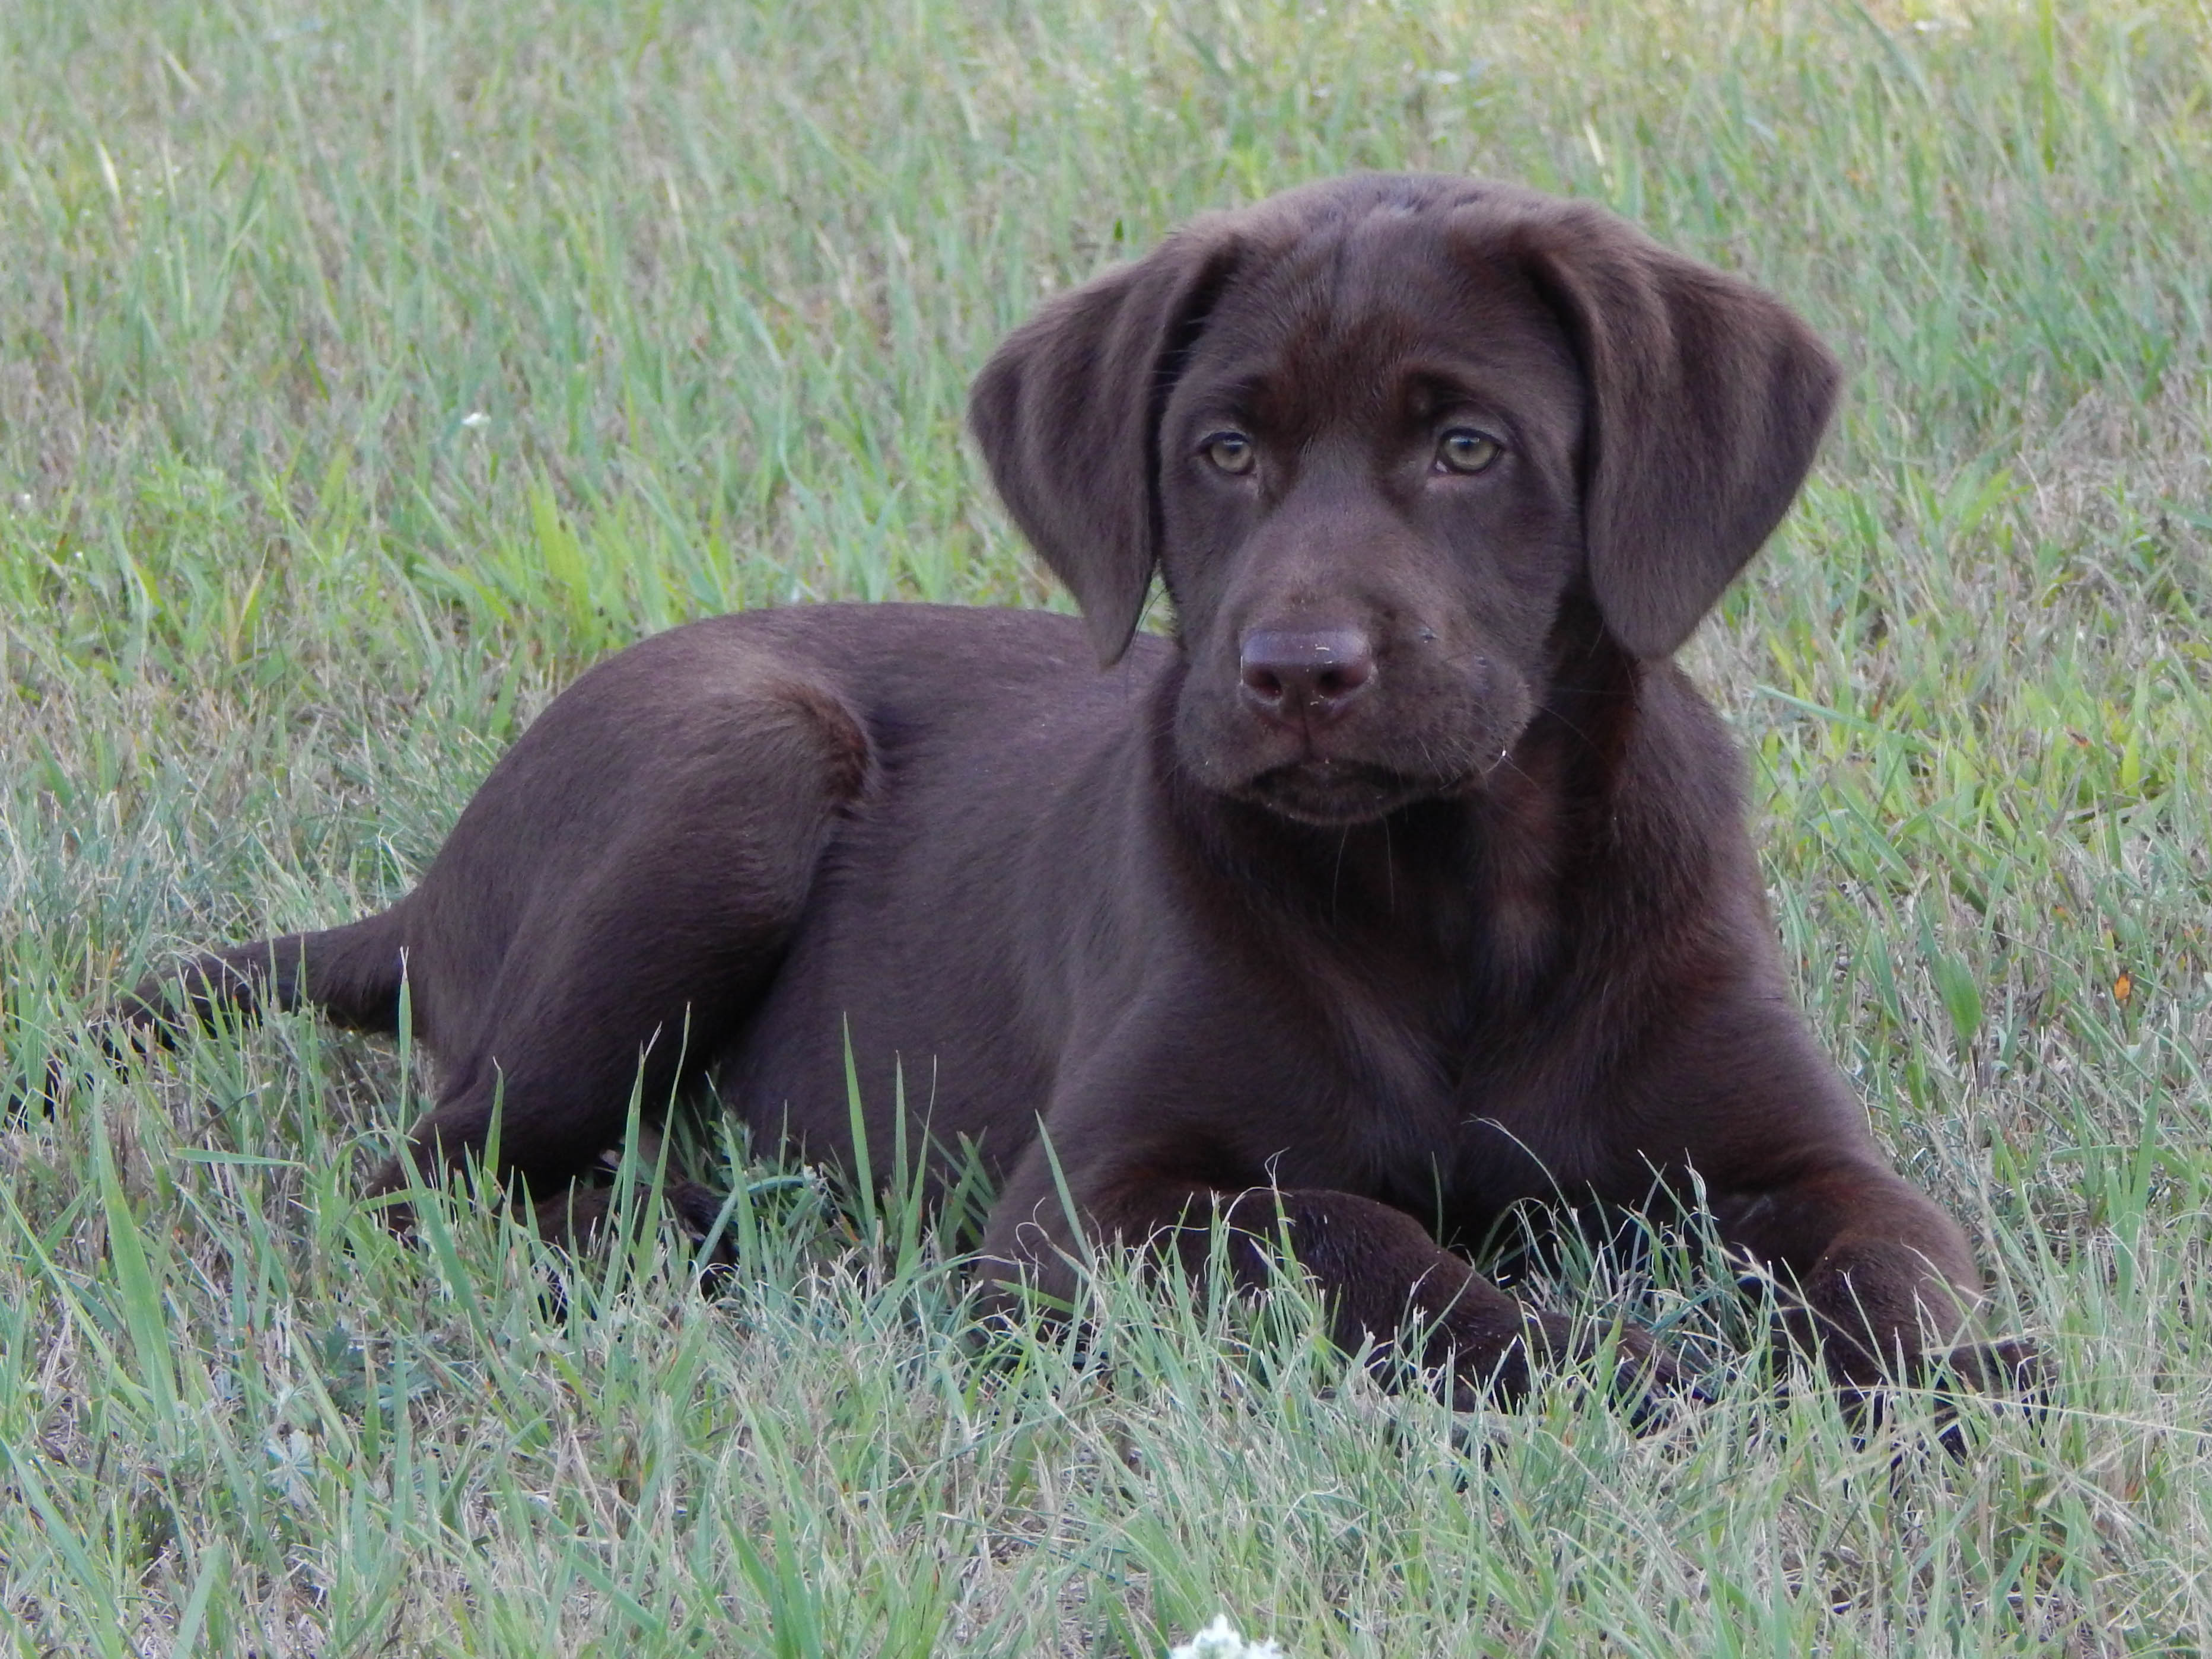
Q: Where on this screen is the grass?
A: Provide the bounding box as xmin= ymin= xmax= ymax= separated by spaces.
xmin=4 ymin=0 xmax=2210 ymax=1651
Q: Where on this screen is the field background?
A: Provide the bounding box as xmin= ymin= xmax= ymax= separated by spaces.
xmin=4 ymin=0 xmax=2210 ymax=1652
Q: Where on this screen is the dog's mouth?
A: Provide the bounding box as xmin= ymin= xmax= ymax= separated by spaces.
xmin=1233 ymin=757 xmax=1468 ymax=826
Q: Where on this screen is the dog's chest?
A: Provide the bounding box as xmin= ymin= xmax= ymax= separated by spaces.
xmin=1298 ymin=967 xmax=1603 ymax=1212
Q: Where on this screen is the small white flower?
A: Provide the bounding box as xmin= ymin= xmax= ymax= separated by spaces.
xmin=1168 ymin=1615 xmax=1285 ymax=1659
xmin=461 ymin=410 xmax=491 ymax=429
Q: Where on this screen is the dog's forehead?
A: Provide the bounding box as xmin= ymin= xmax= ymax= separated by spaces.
xmin=1178 ymin=208 xmax=1581 ymax=433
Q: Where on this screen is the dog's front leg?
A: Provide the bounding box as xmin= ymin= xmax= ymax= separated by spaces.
xmin=979 ymin=1145 xmax=1682 ymax=1408
xmin=1710 ymin=1162 xmax=2036 ymax=1394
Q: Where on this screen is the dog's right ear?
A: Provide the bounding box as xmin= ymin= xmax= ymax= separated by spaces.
xmin=969 ymin=226 xmax=1243 ymax=667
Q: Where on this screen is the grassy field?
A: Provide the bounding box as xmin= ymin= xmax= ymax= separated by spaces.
xmin=4 ymin=0 xmax=2210 ymax=1651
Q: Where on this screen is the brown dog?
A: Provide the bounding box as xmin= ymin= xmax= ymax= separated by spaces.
xmin=112 ymin=175 xmax=2024 ymax=1405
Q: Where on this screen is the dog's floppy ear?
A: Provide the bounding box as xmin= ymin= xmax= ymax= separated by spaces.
xmin=970 ymin=225 xmax=1243 ymax=667
xmin=1517 ymin=206 xmax=1841 ymax=658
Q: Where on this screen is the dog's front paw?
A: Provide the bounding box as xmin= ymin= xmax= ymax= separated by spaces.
xmin=1829 ymin=1332 xmax=2048 ymax=1457
xmin=1601 ymin=1320 xmax=1713 ymax=1428
xmin=1935 ymin=1333 xmax=2047 ymax=1397
xmin=665 ymin=1178 xmax=741 ymax=1282
xmin=1448 ymin=1311 xmax=1701 ymax=1424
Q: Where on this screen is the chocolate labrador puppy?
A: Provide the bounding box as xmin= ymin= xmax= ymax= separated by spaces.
xmin=109 ymin=174 xmax=2024 ymax=1403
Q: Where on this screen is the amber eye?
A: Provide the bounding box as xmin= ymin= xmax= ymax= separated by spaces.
xmin=1436 ymin=428 xmax=1503 ymax=474
xmin=1202 ymin=432 xmax=1256 ymax=475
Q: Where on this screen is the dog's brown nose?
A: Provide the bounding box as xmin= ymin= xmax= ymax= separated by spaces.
xmin=1239 ymin=628 xmax=1375 ymax=724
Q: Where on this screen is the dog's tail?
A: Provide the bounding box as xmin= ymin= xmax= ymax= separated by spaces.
xmin=113 ymin=902 xmax=414 ymax=1044
xmin=11 ymin=905 xmax=415 ymax=1117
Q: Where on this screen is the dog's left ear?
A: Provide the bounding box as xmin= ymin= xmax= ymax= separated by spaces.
xmin=1515 ymin=205 xmax=1842 ymax=659
xmin=970 ymin=224 xmax=1244 ymax=667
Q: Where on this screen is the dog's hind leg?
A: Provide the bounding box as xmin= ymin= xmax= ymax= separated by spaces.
xmin=365 ymin=664 xmax=871 ymax=1225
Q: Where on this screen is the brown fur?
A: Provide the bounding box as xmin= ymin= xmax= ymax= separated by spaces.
xmin=110 ymin=176 xmax=2030 ymax=1405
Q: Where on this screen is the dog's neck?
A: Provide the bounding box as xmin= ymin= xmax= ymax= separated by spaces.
xmin=1156 ymin=605 xmax=1650 ymax=1000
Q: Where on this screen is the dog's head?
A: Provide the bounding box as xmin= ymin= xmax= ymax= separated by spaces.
xmin=970 ymin=174 xmax=1838 ymax=826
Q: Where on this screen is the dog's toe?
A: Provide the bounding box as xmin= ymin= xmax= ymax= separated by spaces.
xmin=666 ymin=1178 xmax=740 ymax=1279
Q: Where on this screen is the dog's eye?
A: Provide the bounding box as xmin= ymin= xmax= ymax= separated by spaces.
xmin=1202 ymin=432 xmax=1256 ymax=476
xmin=1436 ymin=429 xmax=1503 ymax=475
